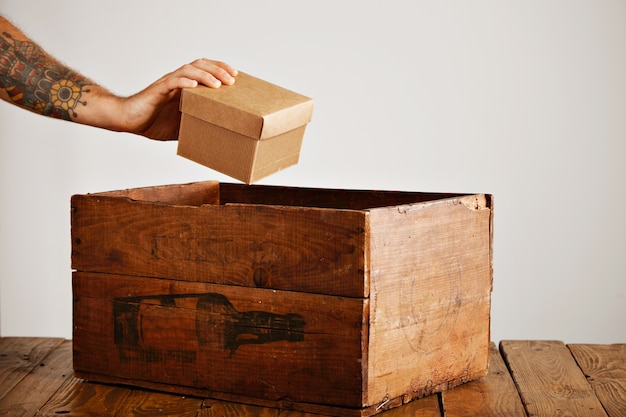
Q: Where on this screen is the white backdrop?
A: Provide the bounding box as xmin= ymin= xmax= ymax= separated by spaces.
xmin=1 ymin=1 xmax=624 ymax=343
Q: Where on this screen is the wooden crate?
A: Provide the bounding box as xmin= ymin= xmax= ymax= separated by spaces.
xmin=71 ymin=181 xmax=493 ymax=416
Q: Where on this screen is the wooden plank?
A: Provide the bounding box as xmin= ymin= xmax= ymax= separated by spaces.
xmin=71 ymin=192 xmax=368 ymax=297
xmin=92 ymin=180 xmax=221 ymax=206
xmin=366 ymin=195 xmax=493 ymax=405
xmin=0 ymin=340 xmax=73 ymax=416
xmin=568 ymin=344 xmax=626 ymax=417
xmin=36 ymin=378 xmax=132 ymax=417
xmin=73 ymin=271 xmax=366 ymax=409
xmin=0 ymin=337 xmax=65 ymax=402
xmin=198 ymin=399 xmax=280 ymax=417
xmin=376 ymin=394 xmax=441 ymax=417
xmin=500 ymin=340 xmax=608 ymax=417
xmin=114 ymin=389 xmax=205 ymax=417
xmin=197 ymin=393 xmax=442 ymax=417
xmin=218 ymin=182 xmax=460 ymax=210
xmin=441 ymin=342 xmax=525 ymax=416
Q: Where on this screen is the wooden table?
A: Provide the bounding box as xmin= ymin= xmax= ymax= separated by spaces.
xmin=0 ymin=338 xmax=624 ymax=416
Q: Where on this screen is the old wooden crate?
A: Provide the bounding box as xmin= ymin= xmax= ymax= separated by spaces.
xmin=71 ymin=181 xmax=493 ymax=416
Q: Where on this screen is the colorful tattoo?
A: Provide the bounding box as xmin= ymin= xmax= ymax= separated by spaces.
xmin=0 ymin=31 xmax=90 ymax=120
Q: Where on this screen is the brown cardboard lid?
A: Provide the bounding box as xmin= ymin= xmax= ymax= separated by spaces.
xmin=180 ymin=72 xmax=313 ymax=140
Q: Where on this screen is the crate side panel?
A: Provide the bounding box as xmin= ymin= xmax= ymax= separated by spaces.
xmin=73 ymin=272 xmax=365 ymax=408
xmin=366 ymin=195 xmax=493 ymax=406
xmin=71 ymin=197 xmax=367 ymax=297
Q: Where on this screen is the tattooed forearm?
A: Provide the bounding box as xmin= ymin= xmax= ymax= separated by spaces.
xmin=0 ymin=30 xmax=92 ymax=120
xmin=1 ymin=15 xmax=239 ymax=140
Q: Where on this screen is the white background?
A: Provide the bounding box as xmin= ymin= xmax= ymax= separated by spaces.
xmin=1 ymin=1 xmax=624 ymax=343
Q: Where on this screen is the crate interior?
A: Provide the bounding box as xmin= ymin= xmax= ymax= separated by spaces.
xmin=94 ymin=181 xmax=467 ymax=210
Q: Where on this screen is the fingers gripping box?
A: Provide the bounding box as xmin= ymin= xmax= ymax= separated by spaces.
xmin=177 ymin=72 xmax=314 ymax=184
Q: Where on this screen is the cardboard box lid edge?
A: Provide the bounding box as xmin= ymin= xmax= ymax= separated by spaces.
xmin=260 ymin=99 xmax=314 ymax=139
xmin=180 ymin=72 xmax=313 ymax=139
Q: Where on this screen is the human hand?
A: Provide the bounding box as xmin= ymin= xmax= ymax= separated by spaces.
xmin=2 ymin=17 xmax=234 ymax=140
xmin=117 ymin=59 xmax=238 ymax=140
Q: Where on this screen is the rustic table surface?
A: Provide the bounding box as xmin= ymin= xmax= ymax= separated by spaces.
xmin=0 ymin=337 xmax=624 ymax=416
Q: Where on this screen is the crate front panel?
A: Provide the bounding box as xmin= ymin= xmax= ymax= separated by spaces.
xmin=73 ymin=272 xmax=366 ymax=407
xmin=71 ymin=196 xmax=368 ymax=297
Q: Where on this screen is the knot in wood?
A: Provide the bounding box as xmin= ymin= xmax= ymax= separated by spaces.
xmin=253 ymin=267 xmax=270 ymax=288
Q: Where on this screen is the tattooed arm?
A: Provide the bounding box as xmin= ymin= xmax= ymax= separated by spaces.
xmin=0 ymin=16 xmax=237 ymax=140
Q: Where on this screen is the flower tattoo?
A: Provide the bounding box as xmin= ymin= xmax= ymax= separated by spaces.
xmin=50 ymin=79 xmax=82 ymax=112
xmin=0 ymin=30 xmax=91 ymax=120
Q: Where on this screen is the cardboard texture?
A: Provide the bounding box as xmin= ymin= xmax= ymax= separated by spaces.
xmin=177 ymin=72 xmax=313 ymax=183
xmin=71 ymin=181 xmax=494 ymax=416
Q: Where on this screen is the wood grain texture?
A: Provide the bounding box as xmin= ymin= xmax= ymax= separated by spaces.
xmin=198 ymin=399 xmax=281 ymax=417
xmin=115 ymin=389 xmax=205 ymax=417
xmin=70 ymin=182 xmax=493 ymax=415
xmin=36 ymin=377 xmax=132 ymax=417
xmin=217 ymin=182 xmax=460 ymax=210
xmin=89 ymin=180 xmax=221 ymax=206
xmin=0 ymin=337 xmax=65 ymax=402
xmin=501 ymin=340 xmax=609 ymax=417
xmin=441 ymin=343 xmax=526 ymax=416
xmin=568 ymin=343 xmax=626 ymax=417
xmin=71 ymin=182 xmax=467 ymax=298
xmin=71 ymin=187 xmax=368 ymax=297
xmin=375 ymin=393 xmax=441 ymax=417
xmin=0 ymin=340 xmax=73 ymax=416
xmin=73 ymin=271 xmax=366 ymax=409
xmin=198 ymin=394 xmax=442 ymax=417
xmin=366 ymin=195 xmax=493 ymax=405
xmin=4 ymin=338 xmax=626 ymax=417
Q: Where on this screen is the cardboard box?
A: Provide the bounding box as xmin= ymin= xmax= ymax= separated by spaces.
xmin=177 ymin=73 xmax=313 ymax=183
xmin=71 ymin=181 xmax=493 ymax=416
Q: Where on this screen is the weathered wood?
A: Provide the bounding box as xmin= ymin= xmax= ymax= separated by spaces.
xmin=0 ymin=340 xmax=73 ymax=416
xmin=70 ymin=182 xmax=494 ymax=416
xmin=115 ymin=389 xmax=205 ymax=417
xmin=441 ymin=343 xmax=526 ymax=416
xmin=366 ymin=194 xmax=492 ymax=405
xmin=198 ymin=393 xmax=443 ymax=417
xmin=3 ymin=338 xmax=625 ymax=417
xmin=217 ymin=182 xmax=460 ymax=210
xmin=500 ymin=340 xmax=609 ymax=417
xmin=73 ymin=271 xmax=365 ymax=409
xmin=91 ymin=180 xmax=221 ymax=206
xmin=198 ymin=399 xmax=281 ymax=417
xmin=0 ymin=337 xmax=65 ymax=401
xmin=376 ymin=393 xmax=441 ymax=417
xmin=71 ymin=186 xmax=369 ymax=297
xmin=568 ymin=343 xmax=626 ymax=417
xmin=36 ymin=377 xmax=132 ymax=417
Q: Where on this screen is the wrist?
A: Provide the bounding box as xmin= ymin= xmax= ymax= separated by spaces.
xmin=70 ymin=85 xmax=128 ymax=132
